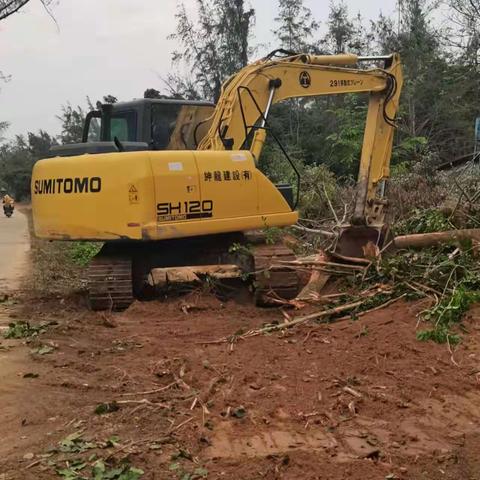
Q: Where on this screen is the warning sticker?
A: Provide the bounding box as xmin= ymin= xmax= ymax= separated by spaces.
xmin=128 ymin=184 xmax=139 ymax=204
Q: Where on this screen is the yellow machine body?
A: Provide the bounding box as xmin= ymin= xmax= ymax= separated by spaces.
xmin=32 ymin=150 xmax=297 ymax=241
xmin=33 ymin=53 xmax=403 ymax=246
xmin=30 ymin=51 xmax=403 ymax=310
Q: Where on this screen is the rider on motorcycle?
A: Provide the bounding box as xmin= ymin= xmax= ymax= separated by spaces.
xmin=2 ymin=192 xmax=15 ymax=216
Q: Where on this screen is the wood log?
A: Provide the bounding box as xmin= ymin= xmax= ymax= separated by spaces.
xmin=148 ymin=264 xmax=243 ymax=287
xmin=393 ymin=229 xmax=480 ymax=249
xmin=166 ymin=268 xmax=200 ymax=284
xmin=296 ymin=253 xmax=330 ymax=301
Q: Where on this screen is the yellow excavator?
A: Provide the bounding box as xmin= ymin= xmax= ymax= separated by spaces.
xmin=31 ymin=51 xmax=403 ymax=310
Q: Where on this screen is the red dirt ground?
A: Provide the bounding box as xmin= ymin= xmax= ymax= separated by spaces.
xmin=1 ymin=288 xmax=480 ymax=480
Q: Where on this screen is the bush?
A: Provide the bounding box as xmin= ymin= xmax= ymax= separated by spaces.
xmin=394 ymin=208 xmax=454 ymax=235
xmin=68 ymin=242 xmax=102 ymax=266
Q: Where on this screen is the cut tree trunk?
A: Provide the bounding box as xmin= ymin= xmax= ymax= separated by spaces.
xmin=394 ymin=229 xmax=480 ymax=249
xmin=296 ymin=253 xmax=331 ymax=301
xmin=148 ymin=265 xmax=242 ymax=287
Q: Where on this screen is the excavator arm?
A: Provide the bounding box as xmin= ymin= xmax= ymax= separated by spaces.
xmin=198 ymin=52 xmax=403 ymax=237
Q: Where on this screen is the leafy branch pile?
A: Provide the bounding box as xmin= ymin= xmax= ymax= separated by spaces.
xmin=394 ymin=208 xmax=456 ymax=235
xmin=239 ymin=197 xmax=480 ymax=345
xmin=3 ymin=320 xmax=47 ymax=339
xmin=367 ymin=244 xmax=480 ymax=344
xmin=377 ymin=178 xmax=480 ymax=343
xmin=57 ymin=459 xmax=143 ymax=480
xmin=280 ymin=165 xmax=480 ymax=345
xmin=243 ymin=241 xmax=480 ymax=345
xmin=36 ymin=432 xmax=144 ymax=480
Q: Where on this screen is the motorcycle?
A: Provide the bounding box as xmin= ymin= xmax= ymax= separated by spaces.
xmin=3 ymin=204 xmax=14 ymax=217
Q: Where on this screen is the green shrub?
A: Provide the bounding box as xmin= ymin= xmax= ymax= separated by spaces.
xmin=68 ymin=242 xmax=102 ymax=266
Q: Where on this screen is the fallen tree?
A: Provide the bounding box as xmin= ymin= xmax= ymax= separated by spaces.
xmin=394 ymin=229 xmax=480 ymax=249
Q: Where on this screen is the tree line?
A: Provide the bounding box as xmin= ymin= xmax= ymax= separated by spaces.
xmin=1 ymin=0 xmax=479 ymax=199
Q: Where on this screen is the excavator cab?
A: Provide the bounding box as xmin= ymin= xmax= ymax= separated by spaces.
xmin=49 ymin=99 xmax=215 ymax=158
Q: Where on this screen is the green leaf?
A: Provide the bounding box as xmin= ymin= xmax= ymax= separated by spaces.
xmin=94 ymin=402 xmax=120 ymax=415
xmin=59 ymin=431 xmax=96 ymax=453
xmin=118 ymin=466 xmax=144 ymax=480
xmin=92 ymin=459 xmax=106 ymax=479
xmin=105 ymin=435 xmax=120 ymax=447
xmin=193 ymin=467 xmax=209 ymax=477
xmin=231 ymin=406 xmax=246 ymax=418
xmin=4 ymin=321 xmax=46 ymax=339
xmin=35 ymin=345 xmax=55 ymax=355
xmin=56 ymin=459 xmax=87 ymax=479
xmin=56 ymin=469 xmax=78 ymax=480
xmin=69 ymin=242 xmax=103 ymax=266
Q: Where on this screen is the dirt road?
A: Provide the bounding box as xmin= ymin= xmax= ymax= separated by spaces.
xmin=0 ymin=208 xmax=29 ymax=293
xmin=0 ymin=207 xmax=35 ymax=479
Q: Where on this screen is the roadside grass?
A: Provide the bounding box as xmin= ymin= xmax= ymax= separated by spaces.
xmin=68 ymin=241 xmax=102 ymax=267
xmin=30 ymin=237 xmax=101 ymax=295
xmin=22 ymin=206 xmax=102 ymax=295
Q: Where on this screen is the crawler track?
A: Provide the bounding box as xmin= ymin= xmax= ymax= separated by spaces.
xmin=87 ymin=255 xmax=133 ymax=311
xmin=85 ymin=237 xmax=299 ymax=310
xmin=252 ymin=244 xmax=299 ymax=306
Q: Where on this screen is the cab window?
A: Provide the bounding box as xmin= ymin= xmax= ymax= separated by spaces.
xmin=151 ymin=104 xmax=181 ymax=149
xmin=110 ymin=111 xmax=136 ymax=141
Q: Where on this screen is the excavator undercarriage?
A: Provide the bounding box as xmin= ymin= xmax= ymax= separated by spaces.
xmin=86 ymin=234 xmax=300 ymax=311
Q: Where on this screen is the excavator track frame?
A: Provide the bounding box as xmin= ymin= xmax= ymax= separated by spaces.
xmin=252 ymin=244 xmax=299 ymax=306
xmin=85 ymin=236 xmax=299 ymax=311
xmin=87 ymin=254 xmax=133 ymax=311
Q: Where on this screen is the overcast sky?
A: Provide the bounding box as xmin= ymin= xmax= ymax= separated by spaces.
xmin=0 ymin=0 xmax=397 ymax=139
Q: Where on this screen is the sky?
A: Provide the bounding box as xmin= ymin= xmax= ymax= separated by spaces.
xmin=0 ymin=0 xmax=397 ymax=139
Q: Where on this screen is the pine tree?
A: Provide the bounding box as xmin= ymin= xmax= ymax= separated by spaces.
xmin=446 ymin=0 xmax=480 ymax=68
xmin=56 ymin=104 xmax=86 ymax=144
xmin=321 ymin=1 xmax=370 ymax=54
xmin=374 ymin=0 xmax=441 ymax=138
xmin=168 ymin=0 xmax=255 ymax=102
xmin=273 ymin=0 xmax=318 ymax=52
xmin=0 ymin=121 xmax=8 ymax=142
xmin=271 ymin=0 xmax=318 ymax=146
xmin=371 ymin=0 xmax=480 ymax=165
xmin=0 ymin=0 xmax=30 ymax=21
xmin=0 ymin=0 xmax=55 ymax=21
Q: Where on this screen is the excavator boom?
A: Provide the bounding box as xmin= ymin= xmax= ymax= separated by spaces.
xmin=199 ymin=52 xmax=403 ymax=232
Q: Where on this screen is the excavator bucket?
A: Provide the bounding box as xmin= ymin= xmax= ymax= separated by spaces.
xmin=334 ymin=225 xmax=390 ymax=259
